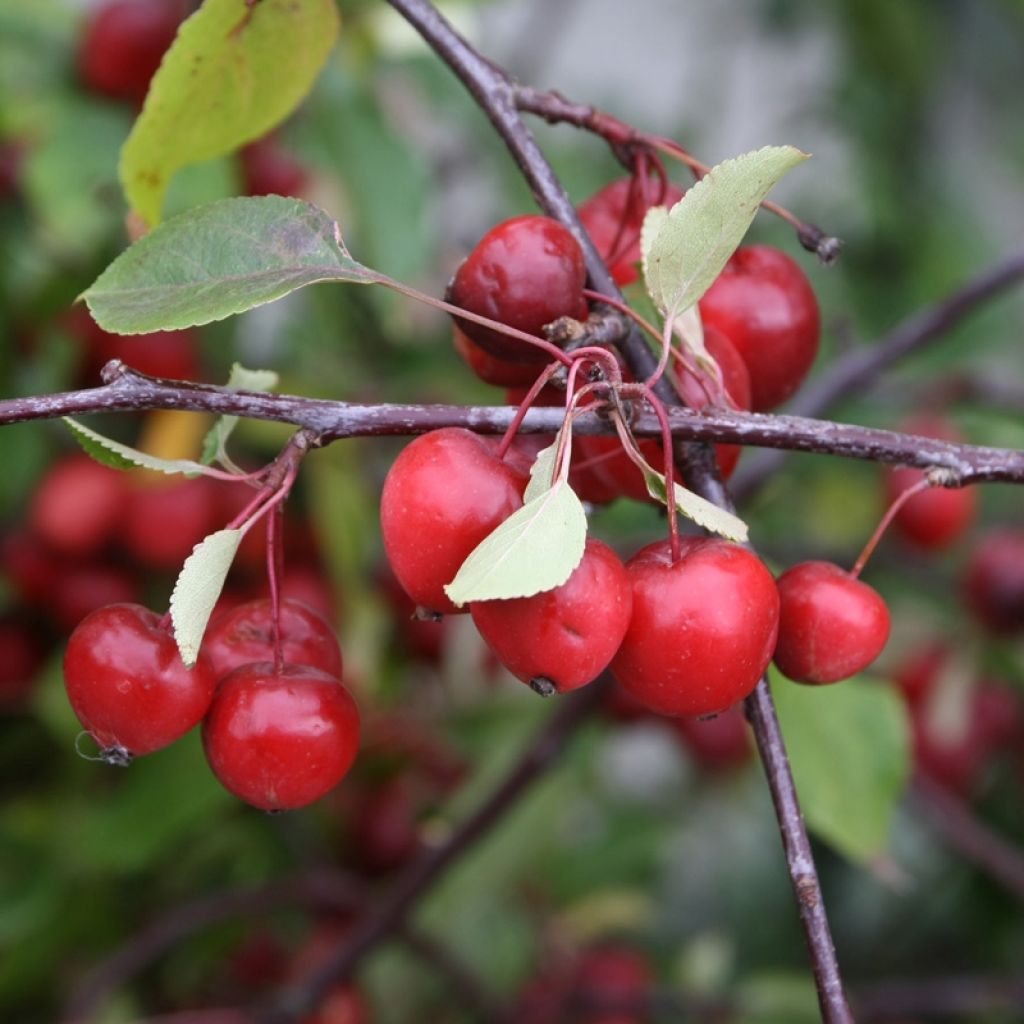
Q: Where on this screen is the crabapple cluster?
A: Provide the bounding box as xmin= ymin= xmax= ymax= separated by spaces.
xmin=63 ymin=596 xmax=359 ymax=810
xmin=407 ymin=191 xmax=891 ymax=717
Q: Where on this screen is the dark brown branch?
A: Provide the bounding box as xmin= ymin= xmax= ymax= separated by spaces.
xmin=387 ymin=2 xmax=851 ymax=1021
xmin=8 ymin=365 xmax=1024 ymax=485
xmin=62 ymin=869 xmax=497 ymax=1024
xmin=733 ymin=246 xmax=1024 ymax=499
xmin=855 ymin=973 xmax=1024 ymax=1020
xmin=909 ymin=773 xmax=1024 ymax=906
xmin=260 ymin=677 xmax=609 ymax=1021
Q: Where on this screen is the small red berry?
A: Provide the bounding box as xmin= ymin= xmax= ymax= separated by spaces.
xmin=240 ymin=135 xmax=310 ymax=198
xmin=380 ymin=428 xmax=527 ymax=615
xmin=30 ymin=455 xmax=128 ymax=558
xmin=612 ymin=537 xmax=779 ymax=717
xmin=470 ymin=538 xmax=632 ymax=694
xmin=773 ymin=561 xmax=891 ymax=684
xmin=962 ymin=529 xmax=1024 ymax=635
xmin=202 ymin=663 xmax=360 ymax=811
xmin=579 ymin=175 xmax=685 ymax=285
xmin=204 ymin=597 xmax=342 ymax=682
xmin=63 ymin=603 xmax=217 ymax=760
xmin=669 ymin=704 xmax=752 ymax=771
xmin=77 ymin=0 xmax=187 ymax=105
xmin=453 ymin=326 xmax=543 ymax=387
xmin=884 ymin=415 xmax=976 ymax=551
xmin=698 ymin=244 xmax=820 ymax=411
xmin=448 ymin=215 xmax=586 ymax=362
xmin=123 ymin=475 xmax=221 ymax=571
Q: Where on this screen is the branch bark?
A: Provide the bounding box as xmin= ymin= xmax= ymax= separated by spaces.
xmin=10 ymin=364 xmax=1024 ymax=484
xmin=387 ymin=1 xmax=853 ymax=1021
xmin=732 ymin=246 xmax=1024 ymax=498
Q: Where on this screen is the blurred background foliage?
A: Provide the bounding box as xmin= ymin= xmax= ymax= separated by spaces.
xmin=0 ymin=0 xmax=1022 ymax=1021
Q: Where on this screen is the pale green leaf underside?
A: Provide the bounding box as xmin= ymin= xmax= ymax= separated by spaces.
xmin=82 ymin=197 xmax=375 ymax=334
xmin=120 ymin=0 xmax=340 ymax=227
xmin=523 ymin=440 xmax=560 ymax=503
xmin=445 ymin=483 xmax=587 ymax=606
xmin=641 ymin=145 xmax=808 ymax=316
xmin=771 ymin=670 xmax=911 ymax=862
xmin=641 ymin=466 xmax=749 ymax=543
xmin=170 ymin=528 xmax=244 ymax=666
xmin=64 ymin=417 xmax=209 ymax=476
xmin=202 ymin=361 xmax=280 ymax=465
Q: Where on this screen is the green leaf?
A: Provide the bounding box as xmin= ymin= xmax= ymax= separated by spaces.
xmin=641 ymin=146 xmax=808 ymax=316
xmin=82 ymin=196 xmax=377 ymax=334
xmin=201 ymin=362 xmax=280 ymax=466
xmin=63 ymin=417 xmax=209 ymax=476
xmin=170 ymin=528 xmax=244 ymax=666
xmin=771 ymin=670 xmax=911 ymax=862
xmin=445 ymin=482 xmax=587 ymax=606
xmin=641 ymin=466 xmax=749 ymax=542
xmin=523 ymin=440 xmax=561 ymax=503
xmin=120 ymin=0 xmax=340 ymax=227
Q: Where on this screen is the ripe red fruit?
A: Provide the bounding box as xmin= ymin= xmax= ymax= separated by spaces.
xmin=50 ymin=562 xmax=141 ymax=632
xmin=303 ymin=983 xmax=369 ymax=1024
xmin=453 ymin=326 xmax=543 ymax=387
xmin=773 ymin=561 xmax=891 ymax=684
xmin=698 ymin=244 xmax=820 ymax=411
xmin=77 ymin=0 xmax=187 ymax=104
xmin=894 ymin=646 xmax=1022 ymax=795
xmin=67 ymin=307 xmax=202 ymax=382
xmin=571 ymin=943 xmax=654 ymax=1024
xmin=579 ymin=175 xmax=685 ymax=285
xmin=350 ymin=777 xmax=422 ymax=875
xmin=883 ymin=415 xmax=976 ymax=551
xmin=962 ymin=529 xmax=1024 ymax=635
xmin=30 ymin=455 xmax=128 ymax=558
xmin=612 ymin=537 xmax=779 ymax=717
xmin=576 ymin=325 xmax=751 ymax=502
xmin=448 ymin=215 xmax=586 ymax=362
xmin=202 ymin=662 xmax=360 ymax=811
xmin=63 ymin=603 xmax=217 ymax=760
xmin=669 ymin=704 xmax=752 ymax=771
xmin=204 ymin=597 xmax=342 ymax=681
xmin=0 ymin=617 xmax=46 ymax=711
xmin=380 ymin=428 xmax=527 ymax=615
xmin=470 ymin=538 xmax=632 ymax=694
xmin=240 ymin=135 xmax=310 ymax=198
xmin=123 ymin=475 xmax=221 ymax=571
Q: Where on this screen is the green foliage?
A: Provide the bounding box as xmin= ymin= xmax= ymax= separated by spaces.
xmin=641 ymin=146 xmax=807 ymax=317
xmin=121 ymin=0 xmax=340 ymax=226
xmin=771 ymin=669 xmax=911 ymax=862
xmin=445 ymin=480 xmax=587 ymax=606
xmin=64 ymin=417 xmax=209 ymax=475
xmin=83 ymin=196 xmax=377 ymax=332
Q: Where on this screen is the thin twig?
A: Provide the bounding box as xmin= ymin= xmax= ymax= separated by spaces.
xmin=62 ymin=869 xmax=497 ymax=1024
xmin=386 ymin=1 xmax=852 ymax=1020
xmin=909 ymin=773 xmax=1024 ymax=906
xmin=261 ymin=678 xmax=609 ymax=1021
xmin=733 ymin=246 xmax=1024 ymax=499
xmin=7 ymin=366 xmax=1024 ymax=484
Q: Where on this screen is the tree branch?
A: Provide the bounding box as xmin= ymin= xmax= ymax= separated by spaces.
xmin=385 ymin=2 xmax=852 ymax=1021
xmin=62 ymin=869 xmax=497 ymax=1024
xmin=733 ymin=246 xmax=1024 ymax=498
xmin=260 ymin=677 xmax=609 ymax=1021
xmin=9 ymin=365 xmax=1024 ymax=485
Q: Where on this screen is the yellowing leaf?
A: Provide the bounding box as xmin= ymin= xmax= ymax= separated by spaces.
xmin=121 ymin=0 xmax=340 ymax=226
xmin=641 ymin=146 xmax=808 ymax=317
xmin=641 ymin=466 xmax=749 ymax=542
xmin=170 ymin=528 xmax=245 ymax=666
xmin=445 ymin=482 xmax=587 ymax=606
